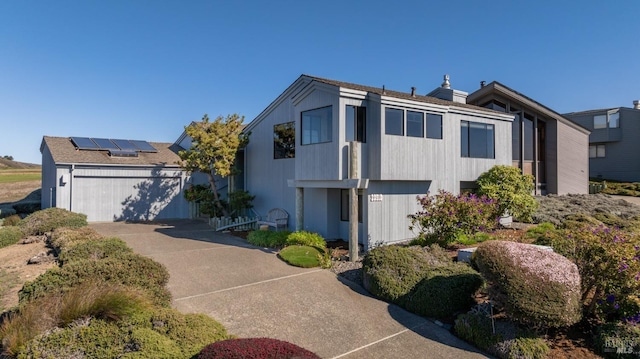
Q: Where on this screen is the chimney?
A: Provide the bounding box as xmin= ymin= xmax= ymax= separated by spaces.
xmin=480 ymin=81 xmax=486 ymax=88
xmin=634 ymin=100 xmax=640 ymax=110
xmin=411 ymin=87 xmax=416 ymax=97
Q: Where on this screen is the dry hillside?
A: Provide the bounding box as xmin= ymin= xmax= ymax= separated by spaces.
xmin=0 ymin=158 xmax=40 ymax=169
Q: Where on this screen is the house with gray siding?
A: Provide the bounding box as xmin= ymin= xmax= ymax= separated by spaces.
xmin=243 ymin=75 xmax=515 ymax=249
xmin=467 ymin=81 xmax=591 ymax=195
xmin=564 ymin=101 xmax=640 ymax=182
xmin=40 ymin=136 xmax=194 ymax=222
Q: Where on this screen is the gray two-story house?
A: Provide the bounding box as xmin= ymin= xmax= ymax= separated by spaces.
xmin=564 ymin=101 xmax=640 ymax=182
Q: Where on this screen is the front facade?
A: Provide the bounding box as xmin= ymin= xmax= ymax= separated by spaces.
xmin=41 ymin=136 xmax=193 ymax=222
xmin=467 ymin=82 xmax=591 ymax=195
xmin=564 ymin=103 xmax=640 ymax=182
xmin=243 ymin=75 xmax=514 ymax=249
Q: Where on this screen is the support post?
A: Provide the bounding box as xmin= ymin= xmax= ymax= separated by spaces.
xmin=295 ymin=187 xmax=304 ymax=231
xmin=349 ymin=141 xmax=359 ymax=262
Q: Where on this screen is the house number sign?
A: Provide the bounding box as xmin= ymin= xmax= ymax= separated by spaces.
xmin=369 ymin=194 xmax=383 ymax=202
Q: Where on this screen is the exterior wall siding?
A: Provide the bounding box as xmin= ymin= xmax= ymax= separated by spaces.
xmin=556 ymin=122 xmax=589 ymax=194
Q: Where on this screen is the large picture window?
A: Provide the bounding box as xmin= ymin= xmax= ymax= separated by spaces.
xmin=301 ymin=106 xmax=332 ymax=145
xmin=346 ymin=105 xmax=366 ymax=142
xmin=426 ymin=114 xmax=443 ymax=139
xmin=385 ymin=108 xmax=404 ymax=136
xmin=461 ymin=121 xmax=495 ymax=159
xmin=273 ymin=122 xmax=295 ymax=159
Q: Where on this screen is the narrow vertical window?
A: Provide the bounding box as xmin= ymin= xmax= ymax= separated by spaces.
xmin=340 ymin=189 xmax=363 ymax=222
xmin=346 ymin=105 xmax=366 ymax=142
xmin=273 ymin=122 xmax=295 ymax=159
xmin=426 ymin=114 xmax=443 ymax=139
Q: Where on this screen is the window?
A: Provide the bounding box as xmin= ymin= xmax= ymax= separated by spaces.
xmin=482 ymin=100 xmax=507 ymax=112
xmin=512 ymin=113 xmax=521 ymax=161
xmin=273 ymin=122 xmax=295 ymax=159
xmin=302 ymin=106 xmax=332 ymax=144
xmin=609 ymin=112 xmax=619 ymax=128
xmin=461 ymin=121 xmax=495 ymax=159
xmin=589 ymin=144 xmax=605 ymax=158
xmin=340 ymin=189 xmax=363 ymax=222
xmin=523 ymin=113 xmax=534 ymax=161
xmin=593 ymin=115 xmax=607 ymax=129
xmin=426 ymin=114 xmax=443 ymax=139
xmin=346 ymin=105 xmax=366 ymax=142
xmin=385 ymin=108 xmax=404 ymax=135
xmin=406 ymin=111 xmax=424 ymax=137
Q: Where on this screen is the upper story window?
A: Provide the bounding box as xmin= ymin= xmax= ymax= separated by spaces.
xmin=426 ymin=114 xmax=443 ymax=139
xmin=594 ymin=112 xmax=619 ymax=129
xmin=346 ymin=105 xmax=366 ymax=143
xmin=406 ymin=111 xmax=424 ymax=137
xmin=273 ymin=122 xmax=295 ymax=159
xmin=461 ymin=120 xmax=495 ymax=159
xmin=385 ymin=108 xmax=404 ymax=136
xmin=301 ymin=106 xmax=332 ymax=145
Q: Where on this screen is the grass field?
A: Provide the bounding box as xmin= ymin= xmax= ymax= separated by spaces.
xmin=0 ymin=169 xmax=41 ymax=184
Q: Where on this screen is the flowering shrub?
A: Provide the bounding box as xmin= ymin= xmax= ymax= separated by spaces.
xmin=473 ymin=240 xmax=582 ymax=328
xmin=409 ymin=190 xmax=500 ymax=247
xmin=198 ymin=338 xmax=320 ymax=359
xmin=476 ymin=165 xmax=538 ymax=222
xmin=549 ymin=224 xmax=640 ymax=320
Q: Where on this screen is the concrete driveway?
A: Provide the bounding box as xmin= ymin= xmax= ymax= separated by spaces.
xmin=91 ymin=220 xmax=489 ymax=359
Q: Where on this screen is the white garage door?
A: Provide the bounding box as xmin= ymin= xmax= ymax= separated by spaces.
xmin=72 ymin=176 xmax=187 ymax=222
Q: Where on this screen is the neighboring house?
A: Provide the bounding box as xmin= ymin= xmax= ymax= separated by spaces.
xmin=467 ymin=81 xmax=591 ymax=195
xmin=563 ymin=101 xmax=640 ymax=182
xmin=243 ymin=74 xmax=515 ymax=249
xmin=40 ymin=136 xmax=194 ymax=222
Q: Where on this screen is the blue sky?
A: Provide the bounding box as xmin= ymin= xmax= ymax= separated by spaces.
xmin=1 ymin=1 xmax=638 ymax=164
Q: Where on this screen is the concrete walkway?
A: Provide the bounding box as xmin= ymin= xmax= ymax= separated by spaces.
xmin=91 ymin=220 xmax=490 ymax=359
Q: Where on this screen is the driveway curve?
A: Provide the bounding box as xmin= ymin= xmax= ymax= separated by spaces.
xmin=91 ymin=220 xmax=490 ymax=359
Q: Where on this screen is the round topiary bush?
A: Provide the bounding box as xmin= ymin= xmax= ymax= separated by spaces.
xmin=19 ymin=208 xmax=87 ymax=236
xmin=402 ymin=262 xmax=484 ymax=318
xmin=362 ymin=245 xmax=451 ymax=302
xmin=473 ymin=240 xmax=582 ymax=328
xmin=198 ymin=338 xmax=320 ymax=359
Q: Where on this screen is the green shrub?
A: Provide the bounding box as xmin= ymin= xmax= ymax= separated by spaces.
xmin=286 ymin=231 xmax=326 ymax=249
xmin=454 ymin=312 xmax=503 ymax=352
xmin=495 ymin=337 xmax=550 ymax=359
xmin=279 ymin=245 xmax=323 ymax=268
xmin=198 ymin=338 xmax=320 ymax=359
xmin=0 ymin=226 xmax=24 ymax=248
xmin=473 ymin=240 xmax=582 ymax=328
xmin=453 ymin=231 xmax=493 ymax=246
xmin=401 ymin=263 xmax=484 ymax=318
xmin=12 ymin=201 xmax=41 ymax=214
xmin=595 ymin=322 xmax=640 ymax=359
xmin=476 ymin=165 xmax=538 ymax=222
xmin=551 ymin=224 xmax=640 ymax=321
xmin=2 ymin=214 xmax=22 ymax=226
xmin=19 ymin=208 xmax=87 ymax=236
xmin=58 ymin=238 xmax=133 ymax=265
xmin=409 ymin=190 xmax=500 ymax=247
xmin=49 ymin=226 xmax=105 ymax=252
xmin=19 ymin=253 xmax=171 ymax=307
xmin=525 ymin=222 xmax=556 ymax=242
xmin=246 ymin=230 xmax=290 ymax=248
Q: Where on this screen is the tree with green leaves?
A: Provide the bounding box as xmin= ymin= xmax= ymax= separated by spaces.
xmin=178 ymin=114 xmax=249 ymax=217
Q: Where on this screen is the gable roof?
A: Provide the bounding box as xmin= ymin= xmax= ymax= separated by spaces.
xmin=467 ymin=81 xmax=591 ymax=135
xmin=41 ymin=136 xmax=183 ymax=167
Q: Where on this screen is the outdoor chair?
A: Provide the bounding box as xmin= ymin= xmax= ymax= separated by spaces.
xmin=257 ymin=208 xmax=289 ymax=231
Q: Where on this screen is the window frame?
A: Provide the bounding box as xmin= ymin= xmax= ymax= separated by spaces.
xmin=346 ymin=105 xmax=367 ymax=143
xmin=301 ymin=106 xmax=333 ymax=145
xmin=426 ymin=113 xmax=443 ymax=139
xmin=589 ymin=144 xmax=606 ymax=158
xmin=384 ymin=107 xmax=404 ymax=136
xmin=406 ymin=110 xmax=424 ymax=137
xmin=461 ymin=120 xmax=495 ymax=159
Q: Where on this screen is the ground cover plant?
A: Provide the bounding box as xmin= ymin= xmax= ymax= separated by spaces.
xmin=591 ymin=178 xmax=640 ymax=197
xmin=533 ymin=193 xmax=640 ymax=226
xmin=198 ymin=338 xmax=320 ymax=359
xmin=246 ymin=230 xmax=290 ymax=248
xmin=278 ymin=245 xmax=325 ymax=268
xmin=0 ymin=227 xmax=23 ymax=249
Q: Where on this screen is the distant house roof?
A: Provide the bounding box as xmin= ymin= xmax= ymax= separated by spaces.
xmin=304 ymin=74 xmax=503 ymax=113
xmin=467 ymin=81 xmax=591 ymax=135
xmin=41 ymin=136 xmax=184 ymax=167
xmin=563 ymin=108 xmax=620 ymax=116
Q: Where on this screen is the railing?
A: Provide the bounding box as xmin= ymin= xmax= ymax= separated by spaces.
xmin=209 ymin=216 xmax=259 ymax=231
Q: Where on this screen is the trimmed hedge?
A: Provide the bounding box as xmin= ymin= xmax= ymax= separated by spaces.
xmin=0 ymin=226 xmax=24 ymax=249
xmin=246 ymin=230 xmax=290 ymax=248
xmin=401 ymin=263 xmax=484 ymax=318
xmin=198 ymin=338 xmax=320 ymax=359
xmin=473 ymin=240 xmax=582 ymax=328
xmin=285 ymin=231 xmax=326 ymax=249
xmin=57 ymin=238 xmax=133 ymax=265
xmin=19 ymin=208 xmax=87 ymax=236
xmin=362 ymin=245 xmax=451 ymax=302
xmin=19 ymin=253 xmax=171 ymax=307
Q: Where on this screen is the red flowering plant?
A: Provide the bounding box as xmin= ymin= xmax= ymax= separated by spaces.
xmin=409 ymin=190 xmax=501 ymax=247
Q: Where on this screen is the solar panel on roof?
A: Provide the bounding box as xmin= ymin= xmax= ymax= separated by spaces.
xmin=91 ymin=138 xmax=119 ymax=150
xmin=70 ymin=137 xmax=99 ymax=150
xmin=129 ymin=140 xmax=157 ymax=152
xmin=111 ymin=139 xmax=138 ymax=151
